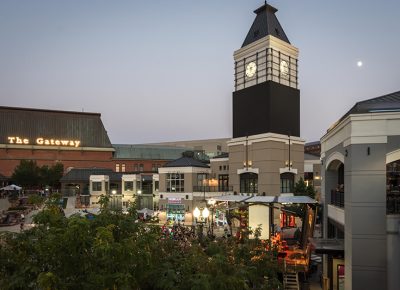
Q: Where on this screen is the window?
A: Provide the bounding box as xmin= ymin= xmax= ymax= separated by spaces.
xmin=197 ymin=173 xmax=208 ymax=187
xmin=280 ymin=173 xmax=294 ymax=193
xmin=218 ymin=174 xmax=229 ymax=191
xmin=124 ymin=181 xmax=134 ymax=191
xmin=240 ymin=173 xmax=258 ymax=193
xmin=139 ymin=164 xmax=144 ymax=172
xmin=155 ymin=181 xmax=159 ymax=191
xmin=166 ymin=173 xmax=185 ymax=192
xmin=92 ymin=182 xmax=102 ymax=191
xmin=223 ymin=165 xmax=227 ymax=170
xmin=134 ymin=164 xmax=138 ymax=171
xmin=121 ymin=164 xmax=126 ymax=172
xmin=152 ymin=164 xmax=156 ymax=172
xmin=219 ymin=166 xmax=222 ymax=171
xmin=115 ymin=164 xmax=120 ymax=172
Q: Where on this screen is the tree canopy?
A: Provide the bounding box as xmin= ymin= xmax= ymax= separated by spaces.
xmin=0 ymin=196 xmax=281 ymax=290
xmin=11 ymin=160 xmax=64 ymax=189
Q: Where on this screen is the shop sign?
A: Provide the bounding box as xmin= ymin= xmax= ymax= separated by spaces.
xmin=7 ymin=136 xmax=81 ymax=148
xmin=168 ymin=198 xmax=182 ymax=204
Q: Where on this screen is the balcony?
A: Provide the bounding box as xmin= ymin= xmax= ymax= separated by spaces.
xmin=387 ymin=193 xmax=400 ymax=214
xmin=330 ymin=190 xmax=344 ymax=208
xmin=193 ymin=186 xmax=233 ymax=192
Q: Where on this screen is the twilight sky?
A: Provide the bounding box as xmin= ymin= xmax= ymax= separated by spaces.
xmin=1 ymin=0 xmax=399 ymax=144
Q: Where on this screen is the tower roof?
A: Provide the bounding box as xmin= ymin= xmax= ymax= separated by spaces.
xmin=242 ymin=3 xmax=290 ymax=48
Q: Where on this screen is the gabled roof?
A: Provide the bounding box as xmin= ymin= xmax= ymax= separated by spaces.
xmin=242 ymin=3 xmax=290 ymax=48
xmin=60 ymin=168 xmax=122 ymax=183
xmin=163 ymin=157 xmax=209 ymax=168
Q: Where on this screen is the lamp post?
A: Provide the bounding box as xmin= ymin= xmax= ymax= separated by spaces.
xmin=207 ymin=198 xmax=216 ymax=237
xmin=193 ymin=206 xmax=209 ymax=242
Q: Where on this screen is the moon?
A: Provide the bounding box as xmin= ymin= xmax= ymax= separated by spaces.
xmin=357 ymin=61 xmax=363 ymax=67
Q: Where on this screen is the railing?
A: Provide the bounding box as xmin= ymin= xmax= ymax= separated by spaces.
xmin=330 ymin=190 xmax=344 ymax=208
xmin=387 ymin=193 xmax=400 ymax=214
xmin=193 ymin=186 xmax=233 ymax=192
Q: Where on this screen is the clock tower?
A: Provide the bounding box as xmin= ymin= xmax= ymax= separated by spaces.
xmin=233 ymin=3 xmax=300 ymax=138
xmin=228 ymin=3 xmax=304 ymax=197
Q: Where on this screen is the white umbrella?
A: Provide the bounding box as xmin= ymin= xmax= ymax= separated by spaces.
xmin=137 ymin=208 xmax=154 ymax=215
xmin=0 ymin=184 xmax=22 ymax=191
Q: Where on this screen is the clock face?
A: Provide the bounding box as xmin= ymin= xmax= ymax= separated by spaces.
xmin=245 ymin=62 xmax=257 ymax=78
xmin=280 ymin=60 xmax=289 ymax=76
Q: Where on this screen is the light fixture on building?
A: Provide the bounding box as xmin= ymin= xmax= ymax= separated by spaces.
xmin=285 ymin=161 xmax=293 ymax=167
xmin=111 ymin=189 xmax=117 ymax=195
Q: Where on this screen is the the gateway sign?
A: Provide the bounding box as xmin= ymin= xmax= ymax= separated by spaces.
xmin=7 ymin=136 xmax=81 ymax=148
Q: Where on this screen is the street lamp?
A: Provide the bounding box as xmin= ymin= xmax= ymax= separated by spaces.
xmin=207 ymin=198 xmax=216 ymax=236
xmin=193 ymin=206 xmax=209 ymax=242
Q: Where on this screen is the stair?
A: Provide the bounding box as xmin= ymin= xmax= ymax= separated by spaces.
xmin=283 ymin=272 xmax=299 ymax=290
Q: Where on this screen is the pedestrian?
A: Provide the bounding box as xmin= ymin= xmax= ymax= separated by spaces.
xmin=21 ymin=213 xmax=25 ymax=221
xmin=20 ymin=222 xmax=24 ymax=231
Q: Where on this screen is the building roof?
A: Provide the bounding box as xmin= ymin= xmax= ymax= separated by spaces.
xmin=163 ymin=157 xmax=209 ymax=168
xmin=212 ymin=152 xmax=229 ymax=159
xmin=345 ymin=91 xmax=400 ymax=116
xmin=329 ymin=91 xmax=400 ymax=132
xmin=0 ymin=106 xmax=112 ymax=148
xmin=60 ymin=168 xmax=122 ymax=183
xmin=113 ymin=144 xmax=187 ymax=160
xmin=242 ymin=3 xmax=290 ymax=48
xmin=304 ymin=153 xmax=320 ymax=161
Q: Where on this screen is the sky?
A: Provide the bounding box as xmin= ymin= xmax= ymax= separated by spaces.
xmin=1 ymin=0 xmax=399 ymax=144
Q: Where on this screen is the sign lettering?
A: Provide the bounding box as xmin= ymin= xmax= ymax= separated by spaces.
xmin=7 ymin=136 xmax=81 ymax=148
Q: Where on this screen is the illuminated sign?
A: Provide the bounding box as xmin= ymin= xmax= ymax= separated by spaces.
xmin=7 ymin=136 xmax=81 ymax=148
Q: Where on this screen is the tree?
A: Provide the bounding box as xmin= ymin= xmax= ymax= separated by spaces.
xmin=11 ymin=160 xmax=40 ymax=187
xmin=0 ymin=206 xmax=282 ymax=290
xmin=11 ymin=160 xmax=64 ymax=189
xmin=294 ymin=177 xmax=316 ymax=199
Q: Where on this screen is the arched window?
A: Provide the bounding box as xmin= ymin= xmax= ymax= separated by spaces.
xmin=240 ymin=173 xmax=258 ymax=194
xmin=280 ymin=172 xmax=294 ymax=193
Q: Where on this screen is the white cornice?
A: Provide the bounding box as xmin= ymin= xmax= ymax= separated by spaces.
xmin=237 ymin=168 xmax=259 ymax=175
xmin=321 ymin=112 xmax=400 ymax=154
xmin=228 ymin=132 xmax=305 ymax=147
xmin=279 ymin=167 xmax=298 ymax=174
xmin=0 ymin=144 xmax=115 ymax=152
xmin=158 ymin=167 xmax=211 ymax=174
xmin=210 ymin=158 xmax=229 ymax=162
xmin=234 ymin=35 xmax=299 ymax=61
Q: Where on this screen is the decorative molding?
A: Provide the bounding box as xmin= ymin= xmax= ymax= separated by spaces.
xmin=237 ymin=168 xmax=259 ymax=175
xmin=279 ymin=167 xmax=298 ymax=174
xmin=228 ymin=132 xmax=305 ymax=147
xmin=210 ymin=158 xmax=229 ymax=162
xmin=387 ymin=148 xmax=400 ymax=164
xmin=234 ymin=35 xmax=298 ymax=61
xmin=321 ymin=112 xmax=400 ymax=154
xmin=325 ymin=152 xmax=345 ymax=170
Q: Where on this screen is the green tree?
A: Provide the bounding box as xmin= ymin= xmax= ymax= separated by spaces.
xmin=11 ymin=160 xmax=40 ymax=187
xmin=294 ymin=177 xmax=316 ymax=199
xmin=0 ymin=205 xmax=282 ymax=290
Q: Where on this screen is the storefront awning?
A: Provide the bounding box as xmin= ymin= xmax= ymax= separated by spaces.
xmin=210 ymin=195 xmax=317 ymax=205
